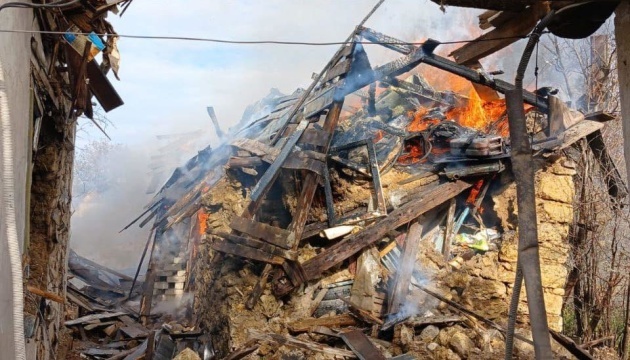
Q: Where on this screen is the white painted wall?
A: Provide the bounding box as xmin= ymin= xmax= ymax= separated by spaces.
xmin=0 ymin=1 xmax=37 ymax=357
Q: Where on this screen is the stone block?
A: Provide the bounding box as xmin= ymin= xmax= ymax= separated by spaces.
xmin=537 ymin=173 xmax=574 ymax=204
xmin=539 ymin=201 xmax=574 ymax=224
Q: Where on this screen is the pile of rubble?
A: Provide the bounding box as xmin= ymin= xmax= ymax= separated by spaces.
xmin=109 ymin=25 xmax=624 ymax=359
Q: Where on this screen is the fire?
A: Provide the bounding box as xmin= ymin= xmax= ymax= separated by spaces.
xmin=446 ymin=89 xmax=507 ymax=132
xmin=197 ymin=209 xmax=209 ymax=236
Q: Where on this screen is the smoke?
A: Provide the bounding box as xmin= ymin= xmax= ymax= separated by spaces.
xmin=70 ymin=142 xmax=153 ymax=271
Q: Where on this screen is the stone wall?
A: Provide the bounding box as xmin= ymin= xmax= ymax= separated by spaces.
xmin=438 ymin=157 xmax=574 ymax=337
xmin=25 ymin=115 xmax=76 ymax=359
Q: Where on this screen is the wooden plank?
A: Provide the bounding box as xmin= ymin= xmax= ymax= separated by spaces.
xmin=407 ymin=315 xmax=463 ymax=327
xmin=246 ymin=264 xmax=273 ymax=310
xmin=87 ymin=59 xmax=124 ymax=112
xmin=309 ymin=288 xmax=329 ymax=316
xmin=249 ymin=119 xmax=309 ymax=203
xmin=359 ymin=27 xmax=414 ymax=55
xmin=248 ymin=329 xmax=356 ymax=358
xmin=230 ymin=217 xmax=292 ymax=249
xmin=449 ymin=5 xmax=543 ymax=65
xmin=120 ymin=325 xmax=148 ymax=339
xmin=298 ymin=128 xmax=330 ymax=147
xmin=26 ymin=285 xmax=64 ymax=304
xmin=210 ymin=239 xmax=285 ymax=265
xmin=442 ymin=198 xmax=457 ymax=260
xmin=288 ymin=314 xmax=358 ymax=333
xmin=84 ymin=321 xmax=117 ymax=331
xmin=388 ymin=222 xmax=422 ymax=314
xmin=274 ymin=181 xmax=471 ymax=296
xmin=340 ymin=330 xmax=387 ymax=360
xmin=227 ymin=156 xmax=263 ymax=168
xmin=65 ymin=312 xmax=127 ymax=326
xmin=322 ymin=57 xmax=353 ymax=84
xmin=224 ymin=339 xmax=259 ymax=360
xmin=217 ymin=232 xmax=297 ymax=261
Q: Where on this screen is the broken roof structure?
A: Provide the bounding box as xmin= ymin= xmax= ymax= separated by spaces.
xmin=108 ymin=7 xmax=626 ymax=360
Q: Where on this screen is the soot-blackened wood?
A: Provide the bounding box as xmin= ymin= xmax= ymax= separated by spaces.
xmin=210 ymin=239 xmax=284 ymax=265
xmin=249 ymin=119 xmax=309 ymax=205
xmin=388 ymin=222 xmax=423 ymax=314
xmin=273 ymin=181 xmax=471 ymax=296
xmin=229 ymin=217 xmax=292 ymax=249
xmin=340 ymin=330 xmax=387 ymax=360
xmin=245 ymin=265 xmax=273 ymax=310
xmin=359 ymin=26 xmax=414 ymax=55
xmin=217 ymin=232 xmax=297 ymax=261
xmin=287 ymin=101 xmax=345 ymax=247
xmin=449 ymin=4 xmax=544 ymax=65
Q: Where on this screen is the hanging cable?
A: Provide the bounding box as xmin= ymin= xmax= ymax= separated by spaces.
xmin=0 ymin=28 xmax=533 ymax=47
xmin=0 ymin=0 xmax=80 ymax=12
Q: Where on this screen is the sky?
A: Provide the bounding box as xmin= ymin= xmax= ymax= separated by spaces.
xmin=83 ymin=0 xmax=485 ymax=145
xmin=70 ymin=0 xmax=523 ymax=270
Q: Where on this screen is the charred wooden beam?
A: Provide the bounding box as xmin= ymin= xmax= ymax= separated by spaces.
xmin=248 ymin=119 xmax=309 ymax=206
xmin=230 ymin=217 xmax=292 ymax=250
xmin=450 ymin=4 xmax=547 ymax=65
xmin=357 ymin=28 xmax=548 ymax=112
xmin=210 ymin=238 xmax=286 ymax=265
xmin=273 ymin=181 xmax=472 ymax=296
xmin=216 ymin=232 xmax=298 ymax=261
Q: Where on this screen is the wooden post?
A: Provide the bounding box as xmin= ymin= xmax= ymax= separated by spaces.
xmin=615 ymin=2 xmax=630 ymax=193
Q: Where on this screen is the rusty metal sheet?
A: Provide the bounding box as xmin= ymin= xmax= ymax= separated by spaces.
xmin=340 ymin=330 xmax=386 ymax=360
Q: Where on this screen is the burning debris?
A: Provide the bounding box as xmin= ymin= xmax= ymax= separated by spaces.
xmin=71 ymin=17 xmax=625 ymax=360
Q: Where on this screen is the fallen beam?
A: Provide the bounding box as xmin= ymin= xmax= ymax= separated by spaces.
xmin=273 ymin=180 xmax=472 ymax=296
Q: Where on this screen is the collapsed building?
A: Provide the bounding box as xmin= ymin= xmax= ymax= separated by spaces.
xmin=60 ymin=3 xmax=628 ymax=360
xmin=99 ymin=25 xmax=623 ymax=360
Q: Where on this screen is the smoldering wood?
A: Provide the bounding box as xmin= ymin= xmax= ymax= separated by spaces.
xmin=388 ymin=222 xmax=423 ymax=314
xmin=339 ymin=297 xmax=383 ymax=325
xmin=273 ymin=181 xmax=472 ymax=296
xmin=406 ymin=315 xmax=463 ymax=327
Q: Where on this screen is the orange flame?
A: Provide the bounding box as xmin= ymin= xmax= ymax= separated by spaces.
xmin=445 ymin=90 xmax=507 ymax=132
xmin=197 ymin=209 xmax=209 ymax=236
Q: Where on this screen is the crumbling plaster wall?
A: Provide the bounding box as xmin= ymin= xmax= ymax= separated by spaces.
xmin=0 ymin=4 xmax=39 ymax=357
